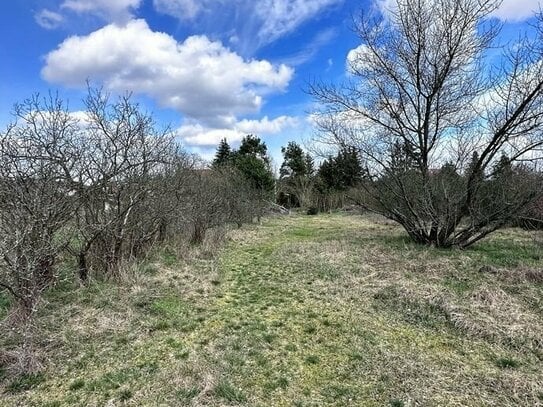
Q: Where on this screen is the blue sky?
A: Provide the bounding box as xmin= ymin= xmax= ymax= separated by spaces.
xmin=0 ymin=0 xmax=541 ymax=165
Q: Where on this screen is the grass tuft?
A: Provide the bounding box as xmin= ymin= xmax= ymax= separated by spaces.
xmin=495 ymin=357 xmax=520 ymax=369
xmin=68 ymin=378 xmax=85 ymax=391
xmin=214 ymin=380 xmax=247 ymax=403
xmin=6 ymin=373 xmax=45 ymax=393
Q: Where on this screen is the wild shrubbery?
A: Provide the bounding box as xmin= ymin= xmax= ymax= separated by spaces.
xmin=0 ymin=89 xmax=269 ymax=372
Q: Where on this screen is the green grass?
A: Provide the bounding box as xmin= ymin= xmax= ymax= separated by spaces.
xmin=495 ymin=357 xmax=521 ymax=369
xmin=6 ymin=373 xmax=46 ymax=394
xmin=214 ymin=380 xmax=247 ymax=403
xmin=176 ymin=386 xmax=200 ymax=402
xmin=68 ymin=379 xmax=85 ymax=391
xmin=1 ymin=213 xmax=542 ymax=406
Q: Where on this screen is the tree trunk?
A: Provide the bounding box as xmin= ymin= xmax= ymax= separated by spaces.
xmin=190 ymin=222 xmax=206 ymax=245
xmin=78 ymin=251 xmax=89 ymax=284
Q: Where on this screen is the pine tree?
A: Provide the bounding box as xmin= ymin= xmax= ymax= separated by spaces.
xmin=237 ymin=135 xmax=269 ymax=163
xmin=466 ymin=151 xmax=484 ymax=188
xmin=231 ymin=135 xmax=275 ymax=196
xmin=388 ymin=140 xmax=419 ymax=175
xmin=279 ymin=141 xmax=314 ymax=179
xmin=318 ymin=147 xmax=365 ymax=191
xmin=492 ymin=154 xmax=513 ymax=180
xmin=213 ymin=138 xmax=232 ymax=167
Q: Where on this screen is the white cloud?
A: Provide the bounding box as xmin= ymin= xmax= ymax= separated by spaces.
xmin=254 ymin=0 xmax=343 ymax=45
xmin=152 ymin=0 xmax=343 ymax=50
xmin=177 ymin=116 xmax=298 ymax=147
xmin=237 ymin=116 xmax=299 ymax=135
xmin=346 ymin=44 xmax=373 ymax=74
xmin=35 ymin=9 xmax=64 ymax=29
xmin=491 ymin=0 xmax=541 ymax=21
xmin=153 ymin=0 xmax=203 ymax=20
xmin=61 ymin=0 xmax=142 ymax=22
xmin=42 ymin=19 xmax=293 ymax=124
xmin=375 ymin=0 xmax=541 ymax=22
xmin=279 ymin=28 xmax=337 ymax=66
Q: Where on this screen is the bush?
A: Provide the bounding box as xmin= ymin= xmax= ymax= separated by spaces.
xmin=516 ymin=197 xmax=543 ymax=230
xmin=307 ymin=207 xmax=319 ymax=216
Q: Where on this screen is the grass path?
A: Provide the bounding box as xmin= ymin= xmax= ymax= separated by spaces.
xmin=1 ymin=214 xmax=542 ymax=406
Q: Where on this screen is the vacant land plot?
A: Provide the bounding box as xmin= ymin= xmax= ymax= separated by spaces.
xmin=1 ymin=213 xmax=542 ymax=406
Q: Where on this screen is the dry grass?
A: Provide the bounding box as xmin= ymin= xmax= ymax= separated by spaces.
xmin=1 ymin=213 xmax=542 ymax=406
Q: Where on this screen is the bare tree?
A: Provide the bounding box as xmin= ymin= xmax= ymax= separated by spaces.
xmin=182 ymin=167 xmax=227 ymax=245
xmin=66 ymin=88 xmax=178 ymax=281
xmin=0 ymin=94 xmax=79 ymax=320
xmin=310 ymin=0 xmax=543 ymax=247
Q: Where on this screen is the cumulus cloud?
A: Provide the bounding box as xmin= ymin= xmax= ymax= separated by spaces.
xmin=236 ymin=116 xmax=298 ymax=134
xmin=42 ymin=19 xmax=293 ymax=124
xmin=35 ymin=9 xmax=64 ymax=29
xmin=177 ymin=116 xmax=299 ymax=147
xmin=61 ymin=0 xmax=142 ymax=22
xmin=346 ymin=44 xmax=374 ymax=74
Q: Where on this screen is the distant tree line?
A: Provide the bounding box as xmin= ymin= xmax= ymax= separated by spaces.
xmin=212 ymin=135 xmax=543 ymax=236
xmin=272 ymin=139 xmax=543 ymax=231
xmin=275 ymin=141 xmax=366 ymax=212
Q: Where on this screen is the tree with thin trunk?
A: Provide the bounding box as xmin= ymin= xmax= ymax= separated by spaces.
xmin=310 ymin=0 xmax=543 ymax=247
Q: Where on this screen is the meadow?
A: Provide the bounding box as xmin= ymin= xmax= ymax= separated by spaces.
xmin=1 ymin=213 xmax=542 ymax=406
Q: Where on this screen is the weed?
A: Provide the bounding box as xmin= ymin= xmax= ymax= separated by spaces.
xmin=7 ymin=373 xmax=45 ymax=393
xmin=177 ymin=386 xmax=200 ymax=401
xmin=495 ymin=357 xmax=520 ymax=369
xmin=262 ymin=333 xmax=276 ymax=344
xmin=160 ymin=248 xmax=178 ymax=267
xmin=285 ymin=344 xmax=297 ymax=352
xmin=68 ymin=378 xmax=85 ymax=391
xmin=322 ymin=385 xmax=352 ymax=400
xmin=118 ymin=388 xmax=133 ymax=401
xmin=214 ymin=380 xmax=247 ymax=403
xmin=304 ymin=355 xmax=320 ymax=365
xmin=141 ymin=263 xmax=159 ymax=276
xmin=88 ymin=368 xmax=135 ymax=391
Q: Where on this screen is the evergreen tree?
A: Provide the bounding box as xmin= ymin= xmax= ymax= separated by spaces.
xmin=318 ymin=147 xmax=365 ymax=191
xmin=466 ymin=151 xmax=484 ymax=187
xmin=492 ymin=154 xmax=513 ymax=180
xmin=213 ymin=138 xmax=232 ymax=167
xmin=231 ymin=135 xmax=275 ymax=196
xmin=279 ymin=141 xmax=314 ymax=179
xmin=388 ymin=140 xmax=419 ymax=175
xmin=278 ymin=142 xmax=315 ymax=208
xmin=237 ymin=135 xmax=269 ymax=163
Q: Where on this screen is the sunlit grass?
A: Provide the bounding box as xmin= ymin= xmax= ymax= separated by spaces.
xmin=1 ymin=213 xmax=542 ymax=406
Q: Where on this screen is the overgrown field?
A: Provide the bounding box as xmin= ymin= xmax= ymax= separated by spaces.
xmin=1 ymin=213 xmax=542 ymax=406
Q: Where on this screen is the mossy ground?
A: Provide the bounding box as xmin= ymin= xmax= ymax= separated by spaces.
xmin=1 ymin=213 xmax=542 ymax=406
